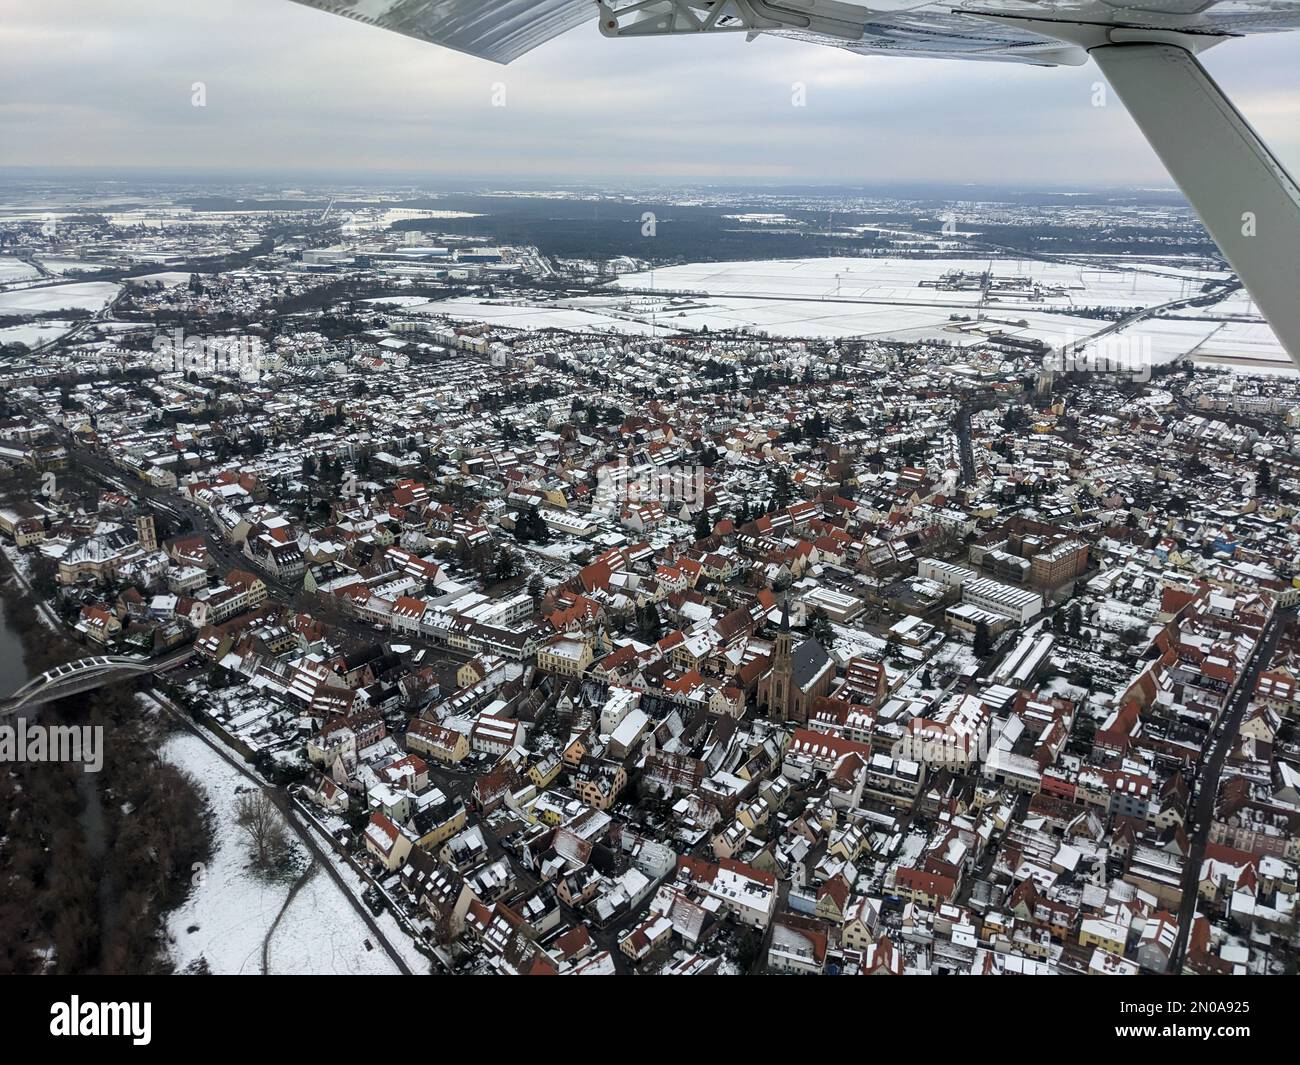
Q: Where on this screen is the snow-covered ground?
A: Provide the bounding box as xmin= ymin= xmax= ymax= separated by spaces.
xmin=575 ymin=292 xmax=1107 ymax=347
xmin=264 ymin=868 xmax=400 ymax=976
xmin=613 ymin=256 xmax=1211 ymax=312
xmin=34 ymin=257 xmax=107 ymax=276
xmin=1190 ymin=321 xmax=1293 ymax=373
xmin=411 ymin=290 xmax=1115 ymax=347
xmin=1073 ymin=316 xmax=1291 ymax=375
xmin=397 ymin=255 xmax=1284 ymax=372
xmin=0 ymin=255 xmax=39 ymax=284
xmin=391 ymin=256 xmax=1283 ymax=370
xmin=362 ymin=294 xmax=442 ymax=308
xmin=159 ymin=730 xmax=400 ymax=976
xmin=406 ymin=296 xmax=672 ymax=337
xmin=0 ymin=281 xmax=120 ymax=314
xmin=0 ymin=319 xmax=74 ymax=347
xmin=378 ymin=208 xmax=479 ymax=226
xmin=603 ymin=256 xmax=1285 ymax=369
xmin=1 ymin=542 xmax=65 ymax=632
xmin=830 ymin=622 xmax=887 ymax=663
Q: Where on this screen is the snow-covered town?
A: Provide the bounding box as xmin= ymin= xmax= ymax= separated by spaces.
xmin=2 ymin=178 xmax=1299 ymax=981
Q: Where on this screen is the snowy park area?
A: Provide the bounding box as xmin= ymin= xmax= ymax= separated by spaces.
xmin=159 ymin=730 xmax=400 ymax=976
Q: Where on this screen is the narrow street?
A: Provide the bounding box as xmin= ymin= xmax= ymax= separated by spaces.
xmin=953 ymin=402 xmax=974 ymax=486
xmin=1167 ymin=606 xmax=1290 ymax=971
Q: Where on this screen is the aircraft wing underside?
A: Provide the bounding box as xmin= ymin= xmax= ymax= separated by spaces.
xmin=288 ymin=0 xmax=1300 ymax=65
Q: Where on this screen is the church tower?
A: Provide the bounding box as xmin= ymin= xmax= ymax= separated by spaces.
xmin=767 ymin=603 xmax=794 ymax=720
xmin=135 ymin=512 xmax=157 ymax=552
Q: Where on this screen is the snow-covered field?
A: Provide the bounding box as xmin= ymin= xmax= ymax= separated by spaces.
xmin=613 ymin=256 xmax=1212 ymax=312
xmin=404 ymin=256 xmax=1285 ymax=370
xmin=35 ymin=257 xmax=108 ymax=276
xmin=412 ymin=292 xmax=1115 ymax=348
xmin=363 ymin=295 xmax=442 ymax=308
xmin=1185 ymin=288 xmax=1259 ymax=318
xmin=159 ymin=730 xmax=399 ymax=976
xmin=1073 ymin=317 xmax=1291 ymax=375
xmin=378 ymin=208 xmax=479 ymax=226
xmin=409 ymin=297 xmax=671 ymax=336
xmin=1072 ymin=317 xmax=1221 ymax=371
xmin=0 ymin=255 xmax=39 ymax=283
xmin=1190 ymin=321 xmax=1293 ymax=373
xmin=264 ymin=868 xmax=400 ymax=976
xmin=602 ymin=257 xmax=1286 ymax=371
xmin=0 ymin=319 xmax=74 ymax=347
xmin=578 ymin=292 xmax=1109 ymax=347
xmin=0 ymin=281 xmax=120 ymax=314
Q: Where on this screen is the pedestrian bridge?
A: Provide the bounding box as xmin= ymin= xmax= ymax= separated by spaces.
xmin=0 ymin=648 xmax=192 ymax=718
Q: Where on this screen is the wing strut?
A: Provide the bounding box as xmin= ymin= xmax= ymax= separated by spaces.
xmin=1090 ymin=42 xmax=1300 ymax=365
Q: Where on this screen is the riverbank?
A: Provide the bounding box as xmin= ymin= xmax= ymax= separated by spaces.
xmin=0 ymin=547 xmax=212 ymax=974
xmin=0 ymin=550 xmax=76 ymax=683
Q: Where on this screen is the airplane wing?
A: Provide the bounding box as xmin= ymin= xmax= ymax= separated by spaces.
xmin=831 ymin=0 xmax=1300 ymax=65
xmin=286 ymin=0 xmax=595 ymax=63
xmin=289 ymin=0 xmax=1300 ymax=66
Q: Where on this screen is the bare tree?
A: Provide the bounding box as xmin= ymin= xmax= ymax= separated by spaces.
xmin=234 ymin=792 xmax=290 ymax=872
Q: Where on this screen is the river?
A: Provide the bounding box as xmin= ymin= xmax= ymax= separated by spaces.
xmin=0 ymin=578 xmax=113 ymax=965
xmin=0 ymin=591 xmax=32 ymax=693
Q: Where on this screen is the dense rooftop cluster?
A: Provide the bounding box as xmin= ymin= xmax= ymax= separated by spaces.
xmin=2 ymin=187 xmax=1298 ymax=976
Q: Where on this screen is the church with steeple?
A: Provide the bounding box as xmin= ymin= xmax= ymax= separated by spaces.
xmin=758 ymin=603 xmax=835 ymax=723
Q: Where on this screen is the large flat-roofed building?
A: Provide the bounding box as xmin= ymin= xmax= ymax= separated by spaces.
xmin=800 ymin=585 xmax=865 ymax=624
xmin=537 ymin=635 xmax=593 ymax=677
xmin=945 ymin=602 xmax=1015 ymax=643
xmin=917 ymin=557 xmax=977 ymax=589
xmin=993 ymin=632 xmax=1056 ymax=686
xmin=961 ymin=577 xmax=1043 ymax=624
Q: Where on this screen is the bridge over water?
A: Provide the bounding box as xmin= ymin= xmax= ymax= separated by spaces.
xmin=0 ymin=648 xmax=193 ymax=719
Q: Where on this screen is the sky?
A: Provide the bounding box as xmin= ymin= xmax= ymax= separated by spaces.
xmin=2 ymin=0 xmax=1299 ymax=188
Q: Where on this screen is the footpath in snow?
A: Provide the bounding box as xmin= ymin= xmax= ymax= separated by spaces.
xmin=160 ymin=731 xmax=399 ymax=975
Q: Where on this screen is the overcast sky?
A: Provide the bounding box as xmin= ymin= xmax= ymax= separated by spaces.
xmin=2 ymin=0 xmax=1298 ymax=188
